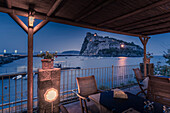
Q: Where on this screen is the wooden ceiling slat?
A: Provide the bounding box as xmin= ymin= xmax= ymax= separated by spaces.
xmin=142 ymin=27 xmax=170 ymax=35
xmin=0 ymin=6 xmax=141 ymax=37
xmin=75 ymin=0 xmax=114 ymax=22
xmin=0 ymin=0 xmax=170 ymax=36
xmin=97 ymin=0 xmax=170 ymax=27
xmin=126 ymin=19 xmax=170 ymax=33
xmin=47 ymin=0 xmax=63 ymax=16
xmin=6 ymin=0 xmax=11 ymax=8
xmin=115 ymin=12 xmax=170 ymax=31
xmin=138 ymin=26 xmax=170 ymax=35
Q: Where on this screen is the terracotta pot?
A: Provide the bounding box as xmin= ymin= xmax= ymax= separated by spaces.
xmin=41 ymin=59 xmax=54 ymax=69
xmin=143 ymin=58 xmax=150 ymax=64
xmin=146 ymin=58 xmax=150 ymax=64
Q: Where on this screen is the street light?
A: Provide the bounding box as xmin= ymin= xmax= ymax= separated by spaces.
xmin=44 ymin=88 xmax=58 ymax=113
xmin=4 ymin=49 xmax=6 ymax=54
xmin=15 ymin=50 xmax=17 ymax=54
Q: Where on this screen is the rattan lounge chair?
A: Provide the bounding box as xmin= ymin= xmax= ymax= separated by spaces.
xmin=74 ymin=75 xmax=101 ymax=113
xmin=133 ymin=68 xmax=147 ymax=97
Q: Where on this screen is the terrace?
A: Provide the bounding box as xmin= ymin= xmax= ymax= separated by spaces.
xmin=0 ymin=0 xmax=170 ymax=112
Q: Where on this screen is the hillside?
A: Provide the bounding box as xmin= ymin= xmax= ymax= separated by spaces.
xmin=80 ymin=32 xmax=143 ymax=57
xmin=61 ymin=50 xmax=80 ymax=55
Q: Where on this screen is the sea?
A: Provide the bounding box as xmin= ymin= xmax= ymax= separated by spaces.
xmin=0 ymin=55 xmax=167 ymax=74
xmin=0 ymin=55 xmax=168 ymax=109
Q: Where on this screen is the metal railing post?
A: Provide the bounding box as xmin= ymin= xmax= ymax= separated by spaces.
xmin=112 ymin=65 xmax=114 ymax=89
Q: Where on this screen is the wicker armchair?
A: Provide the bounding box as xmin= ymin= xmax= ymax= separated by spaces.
xmin=133 ymin=68 xmax=147 ymax=97
xmin=74 ymin=75 xmax=101 ymax=113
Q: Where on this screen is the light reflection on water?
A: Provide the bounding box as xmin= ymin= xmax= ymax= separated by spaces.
xmin=117 ymin=57 xmax=127 ymax=66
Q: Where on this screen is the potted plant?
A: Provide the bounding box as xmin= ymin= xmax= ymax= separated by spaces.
xmin=37 ymin=51 xmax=57 ymax=69
xmin=146 ymin=52 xmax=153 ymax=64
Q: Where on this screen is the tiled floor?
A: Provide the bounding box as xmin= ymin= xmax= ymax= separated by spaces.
xmin=64 ymin=85 xmax=143 ymax=113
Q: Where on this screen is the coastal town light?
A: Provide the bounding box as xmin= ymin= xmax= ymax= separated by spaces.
xmin=44 ymin=88 xmax=58 ymax=102
xmin=94 ymin=33 xmax=97 ymax=36
xmin=15 ymin=50 xmax=17 ymax=54
xmin=121 ymin=44 xmax=125 ymax=48
xmin=4 ymin=49 xmax=6 ymax=53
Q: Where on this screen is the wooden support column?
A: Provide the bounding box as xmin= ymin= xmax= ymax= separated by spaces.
xmin=139 ymin=36 xmax=150 ymax=77
xmin=27 ymin=26 xmax=34 ymax=113
xmin=27 ymin=11 xmax=34 ymax=113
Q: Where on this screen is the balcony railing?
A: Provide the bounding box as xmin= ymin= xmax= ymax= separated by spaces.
xmin=0 ymin=65 xmax=139 ymax=112
xmin=0 ymin=72 xmax=38 ymax=113
xmin=60 ymin=65 xmax=139 ymax=104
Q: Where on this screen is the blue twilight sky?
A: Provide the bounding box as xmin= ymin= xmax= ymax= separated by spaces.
xmin=0 ymin=12 xmax=170 ymax=55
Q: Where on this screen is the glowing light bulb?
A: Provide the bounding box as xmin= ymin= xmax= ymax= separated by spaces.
xmin=44 ymin=88 xmax=58 ymax=102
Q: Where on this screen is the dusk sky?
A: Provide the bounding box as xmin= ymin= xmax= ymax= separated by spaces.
xmin=0 ymin=12 xmax=170 ymax=55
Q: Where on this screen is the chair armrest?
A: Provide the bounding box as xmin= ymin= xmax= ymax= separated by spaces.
xmin=143 ymin=76 xmax=148 ymax=79
xmin=97 ymin=89 xmax=104 ymax=93
xmin=72 ymin=90 xmax=87 ymax=100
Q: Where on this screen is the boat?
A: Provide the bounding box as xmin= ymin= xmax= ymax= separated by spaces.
xmin=54 ymin=61 xmax=81 ymax=70
xmin=12 ymin=75 xmax=22 ymax=80
xmin=23 ymin=73 xmax=37 ymax=80
xmin=23 ymin=74 xmax=28 ymax=80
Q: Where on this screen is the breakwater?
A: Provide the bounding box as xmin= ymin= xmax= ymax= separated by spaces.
xmin=0 ymin=54 xmax=27 ymax=66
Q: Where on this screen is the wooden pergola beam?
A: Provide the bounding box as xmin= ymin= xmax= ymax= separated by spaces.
xmin=125 ymin=19 xmax=170 ymax=33
xmin=33 ymin=20 xmax=49 ymax=34
xmin=97 ymin=0 xmax=170 ymax=26
xmin=142 ymin=27 xmax=170 ymax=35
xmin=33 ymin=0 xmax=63 ymax=34
xmin=0 ymin=7 xmax=29 ymax=17
xmin=6 ymin=0 xmax=28 ymax=33
xmin=9 ymin=14 xmax=28 ymax=33
xmin=116 ymin=12 xmax=170 ymax=31
xmin=47 ymin=17 xmax=142 ymax=37
xmin=134 ymin=25 xmax=170 ymax=35
xmin=47 ymin=0 xmax=63 ymax=16
xmin=75 ymin=0 xmax=114 ymax=22
xmin=139 ymin=36 xmax=150 ymax=77
xmin=149 ymin=30 xmax=170 ymax=36
xmin=0 ymin=7 xmax=142 ymax=37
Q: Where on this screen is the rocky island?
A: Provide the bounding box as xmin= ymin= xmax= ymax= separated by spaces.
xmin=80 ymin=32 xmax=143 ymax=57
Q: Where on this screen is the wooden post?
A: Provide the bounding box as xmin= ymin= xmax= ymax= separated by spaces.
xmin=139 ymin=36 xmax=150 ymax=77
xmin=27 ymin=12 xmax=34 ymax=113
